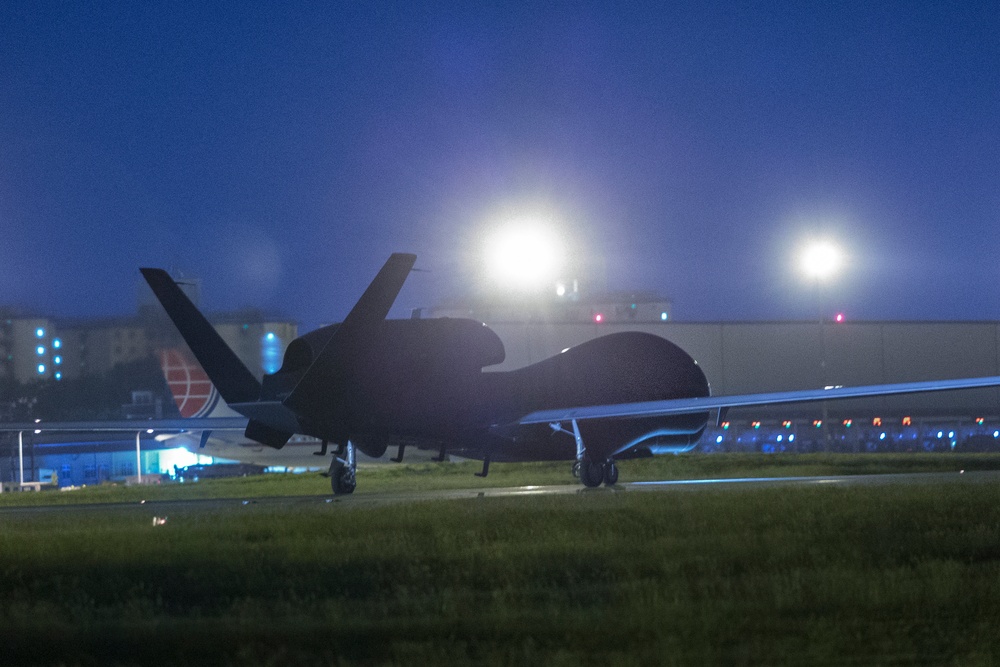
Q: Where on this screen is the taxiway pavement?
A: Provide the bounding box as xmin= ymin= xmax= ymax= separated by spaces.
xmin=1 ymin=469 xmax=996 ymax=517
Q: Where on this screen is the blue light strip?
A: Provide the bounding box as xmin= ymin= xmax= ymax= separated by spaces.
xmin=631 ymin=475 xmax=840 ymax=486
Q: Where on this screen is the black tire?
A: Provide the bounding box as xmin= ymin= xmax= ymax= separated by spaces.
xmin=580 ymin=460 xmax=604 ymax=488
xmin=336 ymin=468 xmax=357 ymax=495
xmin=603 ymin=460 xmax=619 ymax=486
xmin=330 ymin=462 xmax=356 ymax=495
xmin=571 ymin=461 xmax=581 ymax=479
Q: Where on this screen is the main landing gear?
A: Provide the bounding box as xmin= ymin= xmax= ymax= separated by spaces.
xmin=551 ymin=419 xmax=619 ymax=488
xmin=579 ymin=458 xmax=618 ymax=488
xmin=326 ymin=440 xmax=357 ymax=495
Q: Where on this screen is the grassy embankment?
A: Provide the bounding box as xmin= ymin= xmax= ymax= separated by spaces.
xmin=2 ymin=461 xmax=1000 ymax=664
xmin=3 ymin=451 xmax=1000 ymax=507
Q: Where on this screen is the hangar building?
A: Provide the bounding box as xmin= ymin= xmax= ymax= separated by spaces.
xmin=485 ymin=319 xmax=1000 ymax=418
xmin=475 ymin=318 xmax=1000 ymax=453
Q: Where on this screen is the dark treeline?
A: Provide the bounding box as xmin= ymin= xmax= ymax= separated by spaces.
xmin=0 ymin=356 xmax=178 ymax=422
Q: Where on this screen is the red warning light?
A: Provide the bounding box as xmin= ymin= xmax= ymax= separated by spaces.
xmin=835 ymin=313 xmax=845 ymax=323
xmin=594 ymin=313 xmax=604 ymax=323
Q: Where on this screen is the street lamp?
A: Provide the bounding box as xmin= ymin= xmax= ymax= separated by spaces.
xmin=799 ymin=240 xmax=844 ymax=449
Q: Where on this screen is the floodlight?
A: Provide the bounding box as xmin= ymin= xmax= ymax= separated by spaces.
xmin=799 ymin=240 xmax=842 ymax=280
xmin=485 ymin=221 xmax=564 ymax=290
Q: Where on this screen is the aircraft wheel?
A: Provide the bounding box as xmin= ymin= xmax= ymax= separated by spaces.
xmin=336 ymin=468 xmax=357 ymax=495
xmin=571 ymin=461 xmax=581 ymax=479
xmin=603 ymin=460 xmax=619 ymax=486
xmin=580 ymin=460 xmax=604 ymax=488
xmin=330 ymin=462 xmax=356 ymax=495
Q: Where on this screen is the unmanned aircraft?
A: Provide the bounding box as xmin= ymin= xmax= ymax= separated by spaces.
xmin=137 ymin=253 xmax=1000 ymax=494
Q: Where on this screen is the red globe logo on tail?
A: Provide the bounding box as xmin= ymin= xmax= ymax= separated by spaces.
xmin=157 ymin=348 xmax=222 ymax=418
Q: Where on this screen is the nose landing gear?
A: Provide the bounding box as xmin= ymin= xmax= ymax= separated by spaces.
xmin=328 ymin=440 xmax=357 ymax=495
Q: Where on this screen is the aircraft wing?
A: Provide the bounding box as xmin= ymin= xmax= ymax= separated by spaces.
xmin=0 ymin=417 xmax=249 ymax=433
xmin=518 ymin=375 xmax=1000 ymax=424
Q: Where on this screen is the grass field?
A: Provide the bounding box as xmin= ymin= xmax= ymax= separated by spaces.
xmin=2 ymin=455 xmax=1000 ymax=664
xmin=4 ymin=451 xmax=1000 ymax=507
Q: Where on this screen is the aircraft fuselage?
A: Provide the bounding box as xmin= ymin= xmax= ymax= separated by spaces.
xmin=264 ymin=320 xmax=711 ymax=461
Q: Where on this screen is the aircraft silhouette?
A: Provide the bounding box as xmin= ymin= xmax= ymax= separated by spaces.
xmin=141 ymin=253 xmax=1000 ymax=494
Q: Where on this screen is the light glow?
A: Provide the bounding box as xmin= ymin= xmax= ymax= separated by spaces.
xmin=262 ymin=333 xmax=282 ymax=374
xmin=485 ymin=222 xmax=564 ymax=290
xmin=157 ymin=447 xmax=215 ymax=476
xmin=800 ymin=240 xmax=843 ymax=281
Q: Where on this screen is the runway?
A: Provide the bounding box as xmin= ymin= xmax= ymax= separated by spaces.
xmin=2 ymin=469 xmax=997 ymax=516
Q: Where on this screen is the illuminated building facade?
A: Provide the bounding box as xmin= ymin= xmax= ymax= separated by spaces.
xmin=0 ymin=313 xmax=61 ymax=382
xmin=0 ymin=275 xmax=297 ymax=384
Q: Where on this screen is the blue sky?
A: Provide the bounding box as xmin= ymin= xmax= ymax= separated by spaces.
xmin=2 ymin=1 xmax=997 ymax=329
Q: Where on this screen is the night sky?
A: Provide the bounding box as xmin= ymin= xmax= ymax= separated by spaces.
xmin=2 ymin=2 xmax=998 ymax=330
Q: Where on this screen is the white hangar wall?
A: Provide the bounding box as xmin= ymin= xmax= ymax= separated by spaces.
xmin=484 ymin=321 xmax=1000 ymax=418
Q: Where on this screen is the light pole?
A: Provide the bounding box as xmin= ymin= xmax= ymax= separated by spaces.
xmin=799 ymin=240 xmax=843 ymax=449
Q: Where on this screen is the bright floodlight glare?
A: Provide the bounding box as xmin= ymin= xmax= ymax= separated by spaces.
xmin=800 ymin=241 xmax=842 ymax=280
xmin=486 ymin=223 xmax=563 ymax=290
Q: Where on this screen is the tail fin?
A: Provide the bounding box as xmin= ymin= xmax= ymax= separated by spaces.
xmin=141 ymin=269 xmax=261 ymax=405
xmin=144 ymin=255 xmax=415 ymax=449
xmin=283 ymin=253 xmax=416 ymax=419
